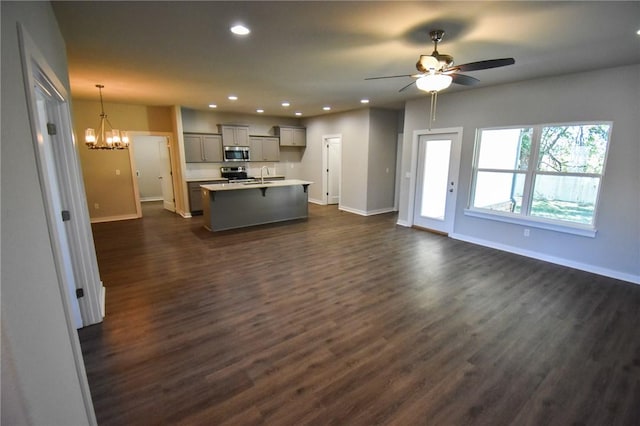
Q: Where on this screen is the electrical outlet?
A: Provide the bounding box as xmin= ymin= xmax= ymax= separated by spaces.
xmin=524 ymin=228 xmax=530 ymax=237
xmin=115 ymin=169 xmax=120 ymax=175
xmin=94 ymin=203 xmax=99 ymax=210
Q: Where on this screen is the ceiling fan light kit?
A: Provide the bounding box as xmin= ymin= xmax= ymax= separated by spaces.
xmin=365 ymin=29 xmax=515 ymax=129
xmin=416 ymin=74 xmax=452 ymax=92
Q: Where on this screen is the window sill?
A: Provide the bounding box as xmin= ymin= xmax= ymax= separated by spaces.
xmin=463 ymin=209 xmax=597 ymax=238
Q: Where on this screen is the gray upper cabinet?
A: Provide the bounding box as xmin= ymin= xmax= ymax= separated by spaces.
xmin=221 ymin=125 xmax=250 ymax=146
xmin=184 ymin=133 xmax=223 ymax=163
xmin=250 ymin=136 xmax=280 ymax=162
xmin=277 ymin=126 xmax=306 ymax=147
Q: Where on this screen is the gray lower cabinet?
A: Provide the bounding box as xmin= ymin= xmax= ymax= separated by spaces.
xmin=184 ymin=134 xmax=223 ymax=163
xmin=249 ymin=136 xmax=280 ymax=162
xmin=277 ymin=126 xmax=306 ymax=147
xmin=188 ymin=181 xmax=224 ymax=214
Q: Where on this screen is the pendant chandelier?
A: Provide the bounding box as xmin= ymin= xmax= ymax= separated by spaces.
xmin=85 ymin=84 xmax=129 ymax=149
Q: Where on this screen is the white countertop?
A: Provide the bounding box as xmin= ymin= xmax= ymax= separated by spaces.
xmin=201 ymin=179 xmax=313 ymax=192
xmin=186 ymin=177 xmax=228 ymax=182
xmin=186 ymin=175 xmax=287 ymax=183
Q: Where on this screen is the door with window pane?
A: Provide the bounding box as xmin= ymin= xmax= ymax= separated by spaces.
xmin=413 ymin=132 xmax=461 ymax=234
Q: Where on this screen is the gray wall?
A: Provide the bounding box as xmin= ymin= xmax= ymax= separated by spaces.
xmin=367 ymin=108 xmax=398 ymax=212
xmin=181 ymin=107 xmax=305 ymax=178
xmin=181 ymin=107 xmax=301 ymax=135
xmin=303 ymin=108 xmax=399 ymax=214
xmin=1 ymin=2 xmax=93 ymax=424
xmin=304 ymin=109 xmax=370 ymax=210
xmin=400 ymin=65 xmax=640 ymax=281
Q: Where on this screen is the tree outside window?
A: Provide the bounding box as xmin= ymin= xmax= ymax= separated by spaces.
xmin=471 ymin=123 xmax=611 ymax=227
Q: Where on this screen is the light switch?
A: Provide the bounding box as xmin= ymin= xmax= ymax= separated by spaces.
xmin=115 ymin=169 xmax=121 ymax=175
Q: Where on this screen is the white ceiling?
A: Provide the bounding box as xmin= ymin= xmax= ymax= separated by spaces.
xmin=52 ymin=1 xmax=640 ymax=118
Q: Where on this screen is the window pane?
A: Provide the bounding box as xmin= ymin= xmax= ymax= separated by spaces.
xmin=538 ymin=124 xmax=610 ymax=173
xmin=420 ymin=139 xmax=451 ymax=220
xmin=478 ymin=128 xmax=532 ymax=170
xmin=530 ymin=175 xmax=600 ymax=224
xmin=473 ymin=171 xmax=526 ymax=213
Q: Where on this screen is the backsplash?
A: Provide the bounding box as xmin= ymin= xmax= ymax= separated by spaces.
xmin=185 ymin=162 xmax=282 ymax=180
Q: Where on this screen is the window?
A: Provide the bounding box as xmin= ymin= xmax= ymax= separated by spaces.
xmin=469 ymin=123 xmax=611 ymax=233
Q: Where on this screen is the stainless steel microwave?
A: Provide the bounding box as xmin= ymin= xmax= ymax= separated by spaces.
xmin=223 ymin=146 xmax=250 ymax=162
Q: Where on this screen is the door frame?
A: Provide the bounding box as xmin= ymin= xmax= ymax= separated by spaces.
xmin=407 ymin=127 xmax=463 ymax=232
xmin=321 ymin=134 xmax=342 ymax=205
xmin=128 ymin=131 xmax=177 ymax=215
xmin=18 ymin=23 xmax=98 ymax=424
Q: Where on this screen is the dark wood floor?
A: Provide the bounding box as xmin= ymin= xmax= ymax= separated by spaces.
xmin=81 ymin=202 xmax=640 ymax=425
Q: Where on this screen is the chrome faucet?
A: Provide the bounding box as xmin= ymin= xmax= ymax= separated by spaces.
xmin=260 ymin=165 xmax=269 ymax=183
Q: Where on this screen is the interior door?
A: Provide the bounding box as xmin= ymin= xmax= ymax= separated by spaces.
xmin=158 ymin=137 xmax=175 ymax=212
xmin=413 ymin=132 xmax=461 ymax=234
xmin=327 ymin=137 xmax=341 ymax=204
xmin=132 ymin=135 xmax=175 ymax=212
xmin=34 ymin=87 xmax=83 ymax=328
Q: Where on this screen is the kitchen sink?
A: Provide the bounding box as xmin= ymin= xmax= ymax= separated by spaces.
xmin=242 ymin=181 xmax=273 ymax=185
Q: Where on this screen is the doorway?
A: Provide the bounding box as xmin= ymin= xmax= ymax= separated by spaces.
xmin=131 ymin=134 xmax=175 ymax=213
xmin=411 ymin=129 xmax=462 ymax=234
xmin=322 ymin=135 xmax=342 ymax=205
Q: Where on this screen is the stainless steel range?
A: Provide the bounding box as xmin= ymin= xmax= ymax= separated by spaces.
xmin=220 ymin=166 xmax=254 ymax=182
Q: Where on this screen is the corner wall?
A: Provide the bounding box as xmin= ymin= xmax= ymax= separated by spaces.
xmin=1 ymin=2 xmax=95 ymax=424
xmin=367 ymin=108 xmax=398 ymax=213
xmin=400 ymin=65 xmax=640 ymax=282
xmin=71 ymin=99 xmax=175 ymax=220
xmin=304 ymin=109 xmax=370 ymax=211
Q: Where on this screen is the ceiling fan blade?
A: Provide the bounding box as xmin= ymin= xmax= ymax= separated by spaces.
xmin=398 ymin=81 xmax=416 ymax=92
xmin=365 ymin=74 xmax=413 ymax=80
xmin=453 ymin=58 xmax=515 ymax=72
xmin=451 ymin=73 xmax=480 ymax=86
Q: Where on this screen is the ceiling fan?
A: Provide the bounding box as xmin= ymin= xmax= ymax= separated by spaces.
xmin=366 ymin=29 xmax=515 ymax=93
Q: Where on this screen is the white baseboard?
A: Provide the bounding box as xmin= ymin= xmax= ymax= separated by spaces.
xmin=396 ymin=219 xmax=411 ymax=227
xmin=100 ymin=283 xmax=106 ymax=318
xmin=140 ymin=197 xmax=163 ymax=202
xmin=450 ymin=232 xmax=640 ymax=285
xmin=338 ymin=205 xmax=366 ymax=216
xmin=338 ymin=205 xmax=395 ymax=217
xmin=308 ymin=198 xmax=325 ymax=205
xmin=90 ymin=213 xmax=139 ymax=223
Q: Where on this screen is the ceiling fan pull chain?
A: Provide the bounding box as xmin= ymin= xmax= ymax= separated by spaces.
xmin=428 ymin=91 xmax=438 ymax=130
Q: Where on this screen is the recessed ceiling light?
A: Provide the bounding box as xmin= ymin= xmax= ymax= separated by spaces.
xmin=637 ymin=29 xmax=640 ymax=35
xmin=281 ymin=101 xmax=290 ymax=107
xmin=208 ymin=104 xmax=217 ymax=108
xmin=323 ymin=106 xmax=331 ymax=111
xmin=230 ymin=25 xmax=250 ymax=35
xmin=256 ymin=109 xmax=264 ymax=113
xmin=228 ymin=95 xmax=238 ymax=101
xmin=295 ymin=112 xmax=302 ymax=116
xmin=360 ymin=99 xmax=370 ymax=104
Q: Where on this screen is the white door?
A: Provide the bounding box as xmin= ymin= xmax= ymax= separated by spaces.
xmin=34 ymin=87 xmax=83 ymax=328
xmin=132 ymin=135 xmax=175 ymax=211
xmin=413 ymin=131 xmax=462 ymax=234
xmin=325 ymin=136 xmax=341 ymax=204
xmin=158 ymin=137 xmax=175 ymax=212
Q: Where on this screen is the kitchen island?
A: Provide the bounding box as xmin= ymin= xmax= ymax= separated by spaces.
xmin=200 ymin=179 xmax=313 ymax=231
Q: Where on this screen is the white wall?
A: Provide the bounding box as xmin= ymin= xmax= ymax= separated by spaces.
xmin=1 ymin=2 xmax=95 ymax=424
xmin=400 ymin=65 xmax=640 ymax=282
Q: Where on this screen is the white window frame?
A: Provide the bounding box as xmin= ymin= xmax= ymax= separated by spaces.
xmin=465 ymin=121 xmax=613 ymax=238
